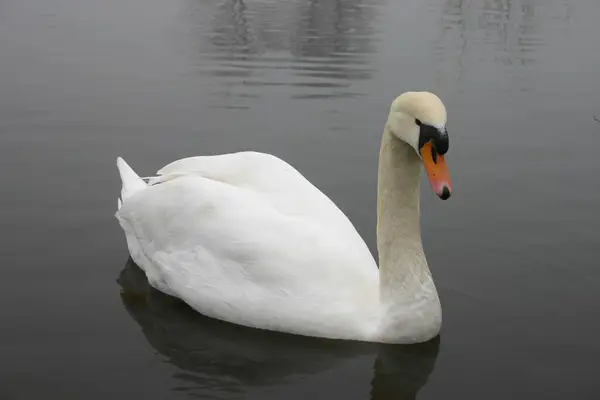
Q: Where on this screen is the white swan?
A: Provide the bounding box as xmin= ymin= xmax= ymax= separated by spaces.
xmin=115 ymin=91 xmax=453 ymax=344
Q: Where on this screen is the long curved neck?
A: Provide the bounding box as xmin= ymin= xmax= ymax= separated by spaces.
xmin=376 ymin=125 xmax=434 ymax=308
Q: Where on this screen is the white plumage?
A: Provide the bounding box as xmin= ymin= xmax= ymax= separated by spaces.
xmin=115 ymin=92 xmax=452 ymax=343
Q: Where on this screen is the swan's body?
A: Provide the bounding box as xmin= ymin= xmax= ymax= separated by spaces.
xmin=115 ymin=92 xmax=453 ymax=344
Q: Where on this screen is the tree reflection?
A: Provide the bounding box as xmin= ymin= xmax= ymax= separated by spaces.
xmin=434 ymin=0 xmax=574 ymax=92
xmin=290 ymin=0 xmax=378 ymax=59
xmin=209 ymin=0 xmax=256 ymax=57
xmin=183 ymin=0 xmax=381 ymax=104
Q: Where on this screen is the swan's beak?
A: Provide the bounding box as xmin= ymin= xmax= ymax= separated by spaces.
xmin=420 ymin=141 xmax=452 ymax=200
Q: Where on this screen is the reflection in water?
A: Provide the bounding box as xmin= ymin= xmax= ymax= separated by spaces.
xmin=117 ymin=259 xmax=439 ymax=399
xmin=185 ymin=0 xmax=381 ymax=107
xmin=290 ymin=0 xmax=378 ymax=59
xmin=210 ymin=0 xmax=255 ymax=56
xmin=434 ymin=0 xmax=574 ymax=93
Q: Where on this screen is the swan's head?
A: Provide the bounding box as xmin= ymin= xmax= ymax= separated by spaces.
xmin=387 ymin=91 xmax=452 ymax=200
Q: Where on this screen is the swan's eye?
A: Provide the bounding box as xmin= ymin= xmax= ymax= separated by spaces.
xmin=415 ymin=119 xmax=422 ymax=126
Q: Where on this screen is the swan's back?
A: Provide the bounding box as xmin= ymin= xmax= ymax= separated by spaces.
xmin=151 ymin=152 xmax=363 ymax=237
xmin=115 ymin=152 xmax=380 ymax=340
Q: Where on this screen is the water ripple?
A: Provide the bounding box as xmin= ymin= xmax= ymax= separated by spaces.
xmin=179 ymin=0 xmax=383 ymax=109
xmin=433 ymin=0 xmax=574 ymax=94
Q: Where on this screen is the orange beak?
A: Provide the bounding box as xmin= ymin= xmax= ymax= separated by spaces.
xmin=420 ymin=141 xmax=452 ymax=200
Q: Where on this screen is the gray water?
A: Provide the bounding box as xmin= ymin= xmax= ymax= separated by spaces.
xmin=1 ymin=0 xmax=599 ymax=398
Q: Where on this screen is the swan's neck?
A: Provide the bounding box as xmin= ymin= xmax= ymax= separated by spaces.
xmin=376 ymin=125 xmax=440 ymax=341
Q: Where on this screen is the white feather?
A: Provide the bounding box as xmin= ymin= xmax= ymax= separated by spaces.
xmin=116 ymin=157 xmax=147 ymax=201
xmin=116 ymin=152 xmax=380 ymax=340
xmin=114 ymin=92 xmax=450 ymax=343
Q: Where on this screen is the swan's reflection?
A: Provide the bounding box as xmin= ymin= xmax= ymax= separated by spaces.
xmin=117 ymin=258 xmax=439 ymax=399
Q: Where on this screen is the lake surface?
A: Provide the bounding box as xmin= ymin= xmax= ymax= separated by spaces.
xmin=1 ymin=0 xmax=599 ymax=398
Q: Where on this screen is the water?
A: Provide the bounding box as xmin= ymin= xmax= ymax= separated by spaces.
xmin=1 ymin=0 xmax=599 ymax=398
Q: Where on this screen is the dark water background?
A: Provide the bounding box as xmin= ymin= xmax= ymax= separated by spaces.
xmin=1 ymin=0 xmax=599 ymax=398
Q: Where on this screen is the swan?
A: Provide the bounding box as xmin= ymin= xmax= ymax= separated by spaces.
xmin=115 ymin=91 xmax=453 ymax=344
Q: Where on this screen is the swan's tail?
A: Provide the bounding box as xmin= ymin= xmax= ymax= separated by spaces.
xmin=116 ymin=157 xmax=147 ymax=210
